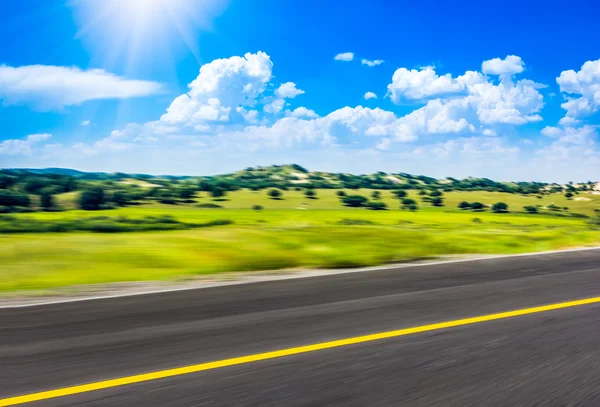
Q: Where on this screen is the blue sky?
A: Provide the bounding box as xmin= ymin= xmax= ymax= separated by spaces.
xmin=0 ymin=0 xmax=599 ymax=181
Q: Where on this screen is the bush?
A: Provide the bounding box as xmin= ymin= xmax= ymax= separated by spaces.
xmin=430 ymin=197 xmax=444 ymax=207
xmin=252 ymin=205 xmax=264 ymax=211
xmin=470 ymin=202 xmax=486 ymax=211
xmin=365 ymin=201 xmax=387 ymax=210
xmin=336 ymin=191 xmax=347 ymax=197
xmin=371 ymin=191 xmax=381 ymax=200
xmin=458 ymin=201 xmax=471 ymax=210
xmin=268 ymin=189 xmax=283 ymax=199
xmin=40 ymin=193 xmax=55 ymax=211
xmin=565 ymin=192 xmax=574 ymax=199
xmin=523 ymin=205 xmax=538 ymax=214
xmin=78 ymin=188 xmax=105 ymax=210
xmin=492 ymin=202 xmax=509 ymax=213
xmin=158 ymin=198 xmax=178 ymax=205
xmin=304 ymin=189 xmax=317 ymax=199
xmin=342 ymin=195 xmax=368 ymax=207
xmin=196 ymin=203 xmax=223 ymax=208
xmin=429 ymin=190 xmax=443 ymax=197
xmin=0 ymin=190 xmax=30 ymax=207
xmin=393 ymin=190 xmax=407 ymax=198
xmin=472 ymin=217 xmax=482 ymax=223
xmin=407 ymin=203 xmax=419 ymax=211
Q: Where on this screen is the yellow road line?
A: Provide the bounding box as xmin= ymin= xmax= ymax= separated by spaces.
xmin=2 ymin=296 xmax=600 ymax=406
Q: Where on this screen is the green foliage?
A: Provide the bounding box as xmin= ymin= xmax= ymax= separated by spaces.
xmin=429 ymin=190 xmax=443 ymax=197
xmin=196 ymin=203 xmax=223 ymax=208
xmin=365 ymin=201 xmax=387 ymax=210
xmin=430 ymin=197 xmax=444 ymax=207
xmin=342 ymin=195 xmax=368 ymax=207
xmin=458 ymin=201 xmax=471 ymax=210
xmin=371 ymin=191 xmax=381 ymax=200
xmin=252 ymin=205 xmax=264 ymax=211
xmin=210 ymin=188 xmax=226 ymax=198
xmin=393 ymin=190 xmax=407 ymax=198
xmin=470 ymin=202 xmax=486 ymax=211
xmin=492 ymin=202 xmax=509 ymax=213
xmin=336 ymin=218 xmax=375 ymax=225
xmin=40 ymin=193 xmax=55 ymax=210
xmin=0 ymin=190 xmax=30 ymax=207
xmin=565 ymin=192 xmax=574 ymax=199
xmin=304 ymin=189 xmax=317 ymax=199
xmin=524 ymin=205 xmax=539 ymax=214
xmin=268 ymin=188 xmax=283 ymax=199
xmin=336 ymin=191 xmax=347 ymax=197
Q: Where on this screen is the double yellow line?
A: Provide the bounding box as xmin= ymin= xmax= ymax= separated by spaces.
xmin=2 ymin=296 xmax=600 ymax=406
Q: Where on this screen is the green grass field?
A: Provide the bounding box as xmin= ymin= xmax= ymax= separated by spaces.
xmin=1 ymin=189 xmax=599 ymax=292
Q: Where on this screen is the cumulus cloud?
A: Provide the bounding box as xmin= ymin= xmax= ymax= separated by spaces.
xmin=0 ymin=133 xmax=51 ymax=155
xmin=364 ymin=91 xmax=377 ymax=100
xmin=361 ymin=59 xmax=384 ymax=67
xmin=334 ymin=52 xmax=354 ymax=62
xmin=0 ymin=65 xmax=162 ymax=110
xmin=275 ymin=82 xmax=304 ymax=99
xmin=81 ymin=120 xmax=91 ymax=126
xmin=481 ymin=55 xmax=525 ymax=76
xmin=287 ymin=107 xmax=318 ymax=118
xmin=556 ymin=59 xmax=600 ymax=121
xmin=387 ymin=66 xmax=480 ymax=101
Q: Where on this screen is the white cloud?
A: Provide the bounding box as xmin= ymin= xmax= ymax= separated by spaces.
xmin=334 ymin=52 xmax=354 ymax=62
xmin=160 ymin=51 xmax=272 ymax=128
xmin=541 ymin=126 xmax=563 ymax=138
xmin=287 ymin=107 xmax=318 ymax=118
xmin=81 ymin=120 xmax=91 ymax=126
xmin=0 ymin=133 xmax=51 ymax=155
xmin=361 ymin=59 xmax=384 ymax=67
xmin=0 ymin=65 xmax=162 ymax=110
xmin=482 ymin=55 xmax=525 ymax=76
xmin=387 ymin=66 xmax=479 ymax=101
xmin=275 ymin=82 xmax=304 ymax=99
xmin=263 ymin=99 xmax=285 ymax=114
xmin=364 ymin=91 xmax=377 ymax=100
xmin=556 ymin=59 xmax=600 ymax=121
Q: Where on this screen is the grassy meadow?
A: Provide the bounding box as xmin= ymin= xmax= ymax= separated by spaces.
xmin=1 ymin=187 xmax=599 ymax=292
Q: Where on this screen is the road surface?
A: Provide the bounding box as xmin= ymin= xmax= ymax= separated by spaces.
xmin=2 ymin=248 xmax=600 ymax=406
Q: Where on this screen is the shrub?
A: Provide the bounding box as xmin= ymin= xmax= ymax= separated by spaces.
xmin=470 ymin=202 xmax=486 ymax=211
xmin=472 ymin=217 xmax=482 ymax=223
xmin=304 ymin=189 xmax=317 ymax=199
xmin=430 ymin=197 xmax=444 ymax=207
xmin=159 ymin=198 xmax=178 ymax=205
xmin=252 ymin=205 xmax=264 ymax=211
xmin=0 ymin=190 xmax=30 ymax=207
xmin=78 ymin=188 xmax=105 ymax=210
xmin=196 ymin=203 xmax=223 ymax=208
xmin=336 ymin=190 xmax=347 ymax=197
xmin=491 ymin=202 xmax=509 ymax=213
xmin=371 ymin=191 xmax=381 ymax=200
xmin=268 ymin=189 xmax=283 ymax=199
xmin=342 ymin=195 xmax=368 ymax=207
xmin=407 ymin=203 xmax=419 ymax=211
xmin=393 ymin=190 xmax=407 ymax=198
xmin=365 ymin=201 xmax=387 ymax=210
xmin=458 ymin=201 xmax=471 ymax=210
xmin=523 ymin=205 xmax=538 ymax=214
xmin=429 ymin=190 xmax=443 ymax=197
xmin=565 ymin=192 xmax=574 ymax=199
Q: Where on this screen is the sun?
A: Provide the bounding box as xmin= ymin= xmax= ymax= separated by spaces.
xmin=70 ymin=0 xmax=228 ymax=71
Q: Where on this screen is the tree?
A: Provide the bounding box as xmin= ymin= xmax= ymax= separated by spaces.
xmin=268 ymin=189 xmax=282 ymax=199
xmin=429 ymin=190 xmax=443 ymax=197
xmin=407 ymin=203 xmax=419 ymax=211
xmin=336 ymin=190 xmax=347 ymax=197
xmin=523 ymin=205 xmax=538 ymax=214
xmin=458 ymin=201 xmax=471 ymax=210
xmin=178 ymin=187 xmax=196 ymax=199
xmin=304 ymin=189 xmax=317 ymax=199
xmin=418 ymin=190 xmax=427 ymax=196
xmin=401 ymin=198 xmax=418 ymax=210
xmin=430 ymin=197 xmax=444 ymax=207
xmin=565 ymin=192 xmax=574 ymax=199
xmin=365 ymin=201 xmax=387 ymax=210
xmin=342 ymin=195 xmax=368 ymax=207
xmin=40 ymin=192 xmax=54 ymax=210
xmin=252 ymin=205 xmax=263 ymax=211
xmin=0 ymin=190 xmax=30 ymax=207
xmin=393 ymin=189 xmax=407 ymax=199
xmin=79 ymin=188 xmax=105 ymax=210
xmin=112 ymin=191 xmax=131 ymax=206
xmin=491 ymin=202 xmax=509 ymax=213
xmin=211 ymin=188 xmax=226 ymax=198
xmin=470 ymin=202 xmax=486 ymax=211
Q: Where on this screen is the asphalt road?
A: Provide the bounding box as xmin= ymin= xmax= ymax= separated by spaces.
xmin=2 ymin=248 xmax=600 ymax=406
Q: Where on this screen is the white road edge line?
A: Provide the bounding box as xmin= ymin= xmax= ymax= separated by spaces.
xmin=1 ymin=245 xmax=599 ymax=309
